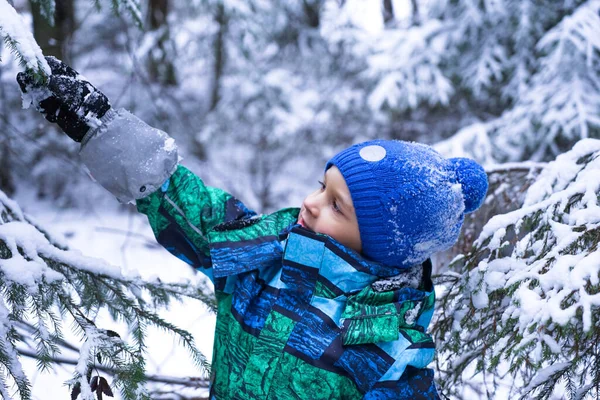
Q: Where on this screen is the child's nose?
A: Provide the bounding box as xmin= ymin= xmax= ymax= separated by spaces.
xmin=303 ymin=193 xmax=322 ymax=217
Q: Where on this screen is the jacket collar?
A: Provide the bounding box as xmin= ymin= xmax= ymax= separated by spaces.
xmin=209 ymin=208 xmax=408 ymax=282
xmin=284 ymin=225 xmax=407 ymax=279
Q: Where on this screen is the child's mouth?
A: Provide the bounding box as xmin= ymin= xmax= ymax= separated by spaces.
xmin=297 ymin=212 xmax=308 ymax=229
xmin=298 ymin=216 xmax=305 ymax=228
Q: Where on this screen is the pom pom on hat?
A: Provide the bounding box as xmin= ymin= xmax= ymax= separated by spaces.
xmin=447 ymin=157 xmax=488 ymax=213
xmin=326 ymin=140 xmax=488 ymax=269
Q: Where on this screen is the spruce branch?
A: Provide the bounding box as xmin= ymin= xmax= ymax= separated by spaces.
xmin=16 ymin=348 xmax=210 ymax=388
xmin=0 ymin=0 xmax=143 ymax=76
xmin=432 ymin=140 xmax=600 ymax=398
xmin=31 ymin=0 xmax=56 ymax=26
xmin=0 ymin=191 xmax=215 ymax=400
xmin=0 ymin=0 xmax=50 ymax=80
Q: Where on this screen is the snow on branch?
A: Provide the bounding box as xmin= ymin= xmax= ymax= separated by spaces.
xmin=537 ymin=0 xmax=600 ymax=70
xmin=433 ymin=138 xmax=600 ymax=399
xmin=319 ymin=1 xmax=454 ymax=113
xmin=0 ymin=0 xmax=50 ymax=78
xmin=0 ymin=191 xmax=214 ymax=400
xmin=443 ymin=0 xmax=600 ymax=164
xmin=0 ymin=0 xmax=143 ymax=73
xmin=365 ymin=20 xmax=453 ymax=112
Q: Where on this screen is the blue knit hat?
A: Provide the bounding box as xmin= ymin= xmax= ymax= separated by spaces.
xmin=326 ymin=140 xmax=488 ymax=268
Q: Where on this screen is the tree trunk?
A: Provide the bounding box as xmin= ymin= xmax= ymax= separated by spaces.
xmin=302 ymin=0 xmax=321 ymax=28
xmin=410 ymin=0 xmax=421 ymax=25
xmin=147 ymin=0 xmax=177 ymax=85
xmin=30 ymin=0 xmax=75 ymax=63
xmin=0 ymin=51 xmax=15 ymax=196
xmin=0 ymin=142 xmax=14 ymax=197
xmin=210 ymin=3 xmax=227 ymax=111
xmin=383 ymin=0 xmax=394 ymax=26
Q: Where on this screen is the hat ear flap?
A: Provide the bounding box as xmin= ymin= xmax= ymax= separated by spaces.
xmin=448 ymin=157 xmax=488 ymax=213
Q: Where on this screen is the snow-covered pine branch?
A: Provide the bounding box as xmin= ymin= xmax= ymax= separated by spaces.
xmin=318 ymin=0 xmax=599 ymax=164
xmin=487 ymin=0 xmax=600 ymax=163
xmin=0 ymin=0 xmax=143 ymax=74
xmin=320 ymin=1 xmax=453 ymax=113
xmin=0 ymin=190 xmax=214 ymax=400
xmin=432 ymin=138 xmax=600 ymax=399
xmin=365 ymin=19 xmax=453 ymax=112
xmin=431 ymin=0 xmax=600 ymax=164
xmin=432 ymin=160 xmax=547 ymax=273
xmin=0 ymin=0 xmax=50 ymax=79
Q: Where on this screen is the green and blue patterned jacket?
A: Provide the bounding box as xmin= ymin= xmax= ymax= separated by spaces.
xmin=137 ymin=166 xmax=440 ymax=400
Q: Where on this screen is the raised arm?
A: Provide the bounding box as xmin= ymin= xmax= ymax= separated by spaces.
xmin=17 ymin=56 xmax=178 ymax=204
xmin=17 ymin=57 xmax=257 ymax=280
xmin=136 ymin=166 xmax=257 ymax=276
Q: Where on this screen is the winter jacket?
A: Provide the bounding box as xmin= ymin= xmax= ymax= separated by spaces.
xmin=81 ymin=109 xmax=441 ymax=400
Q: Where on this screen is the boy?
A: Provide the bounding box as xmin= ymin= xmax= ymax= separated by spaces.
xmin=18 ymin=58 xmax=488 ymax=399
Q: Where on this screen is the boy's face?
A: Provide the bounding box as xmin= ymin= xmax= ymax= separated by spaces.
xmin=298 ymin=166 xmax=362 ymax=254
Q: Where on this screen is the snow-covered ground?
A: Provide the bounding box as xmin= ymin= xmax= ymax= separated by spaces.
xmin=15 ymin=190 xmax=216 ymax=399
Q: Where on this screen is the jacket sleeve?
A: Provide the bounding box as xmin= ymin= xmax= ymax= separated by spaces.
xmin=135 ymin=165 xmax=257 ymax=281
xmin=79 ymin=108 xmax=179 ymax=204
xmin=78 ymin=107 xmax=256 ymax=280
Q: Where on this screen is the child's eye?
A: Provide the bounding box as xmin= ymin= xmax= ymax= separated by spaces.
xmin=318 ymin=180 xmax=326 ymax=191
xmin=332 ymin=200 xmax=342 ymax=214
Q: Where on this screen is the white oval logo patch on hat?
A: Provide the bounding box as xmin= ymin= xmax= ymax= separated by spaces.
xmin=359 ymin=145 xmax=386 ymax=162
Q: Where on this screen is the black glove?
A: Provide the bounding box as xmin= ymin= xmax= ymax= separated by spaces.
xmin=17 ymin=56 xmax=111 ymax=142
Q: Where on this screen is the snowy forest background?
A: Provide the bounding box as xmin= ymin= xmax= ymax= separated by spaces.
xmin=1 ymin=0 xmax=600 ymax=399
